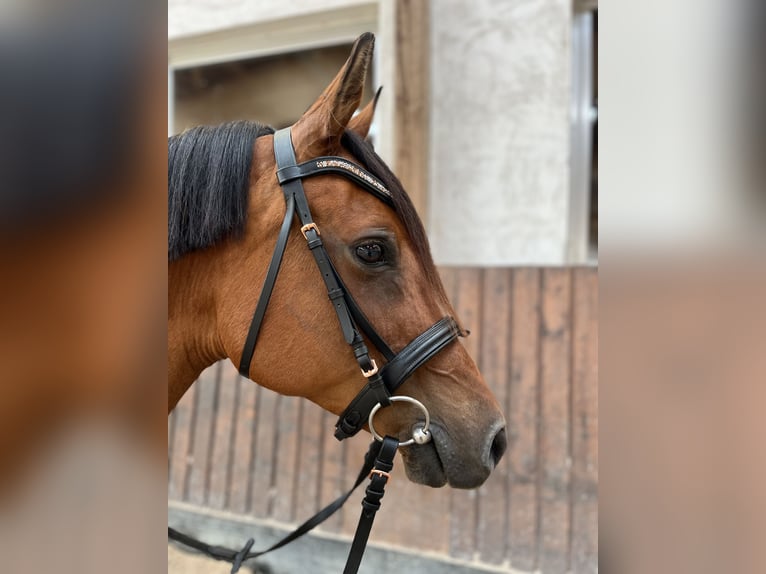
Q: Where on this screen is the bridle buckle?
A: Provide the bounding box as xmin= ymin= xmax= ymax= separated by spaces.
xmin=369 ymin=469 xmax=391 ymax=481
xmin=361 ymin=359 xmax=378 ymax=378
xmin=300 ymin=222 xmax=320 ymax=239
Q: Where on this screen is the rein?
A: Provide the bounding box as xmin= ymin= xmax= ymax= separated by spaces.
xmin=169 ymin=127 xmax=460 ymax=573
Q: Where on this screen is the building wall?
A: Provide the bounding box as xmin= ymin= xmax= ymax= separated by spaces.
xmin=429 ymin=0 xmax=573 ymax=265
xmin=169 ymin=0 xmax=576 ymax=266
xmin=168 ymin=0 xmax=373 ymax=40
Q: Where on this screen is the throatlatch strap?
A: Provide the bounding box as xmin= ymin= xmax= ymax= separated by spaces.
xmin=238 ymin=193 xmax=296 ymax=376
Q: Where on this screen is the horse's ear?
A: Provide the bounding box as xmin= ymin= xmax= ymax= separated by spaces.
xmin=292 ymin=33 xmax=375 ymax=157
xmin=348 ymin=86 xmax=382 ymax=139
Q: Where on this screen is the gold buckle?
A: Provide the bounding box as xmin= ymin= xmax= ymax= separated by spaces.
xmin=300 ymin=223 xmax=320 ymax=239
xmin=361 ymin=359 xmax=378 ymax=378
xmin=369 ymin=469 xmax=391 ymax=481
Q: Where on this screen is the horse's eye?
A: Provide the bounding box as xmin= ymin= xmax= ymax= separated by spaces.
xmin=355 ymin=242 xmax=386 ymax=265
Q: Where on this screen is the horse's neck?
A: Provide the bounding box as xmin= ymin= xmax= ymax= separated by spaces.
xmin=168 ymin=252 xmax=225 ymax=410
xmin=167 ymin=174 xmax=278 ymax=410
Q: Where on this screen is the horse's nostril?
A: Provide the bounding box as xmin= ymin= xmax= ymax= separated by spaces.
xmin=489 ymin=427 xmax=507 ymax=467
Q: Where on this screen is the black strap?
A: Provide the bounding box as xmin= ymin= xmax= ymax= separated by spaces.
xmin=277 ymin=156 xmax=393 ymax=206
xmin=239 ymin=129 xmax=393 ymax=378
xmin=275 ymin=129 xmax=354 ymax=345
xmin=334 ymin=317 xmax=460 ymax=440
xmin=327 ymin=258 xmax=395 ymax=361
xmin=273 ymin=128 xmax=387 ymax=382
xmin=381 ymin=316 xmax=460 ymax=392
xmin=343 ymin=436 xmax=398 ymax=574
xmin=238 ymin=193 xmax=295 ymax=376
xmin=168 ymin=440 xmax=389 ymax=573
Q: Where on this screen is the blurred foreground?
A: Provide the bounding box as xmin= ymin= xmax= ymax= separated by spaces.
xmin=0 ymin=1 xmax=167 ymax=573
xmin=602 ymin=1 xmax=766 ymax=572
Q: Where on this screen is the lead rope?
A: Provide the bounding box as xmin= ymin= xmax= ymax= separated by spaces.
xmin=343 ymin=437 xmax=398 ymax=574
xmin=168 ymin=437 xmax=398 ymax=574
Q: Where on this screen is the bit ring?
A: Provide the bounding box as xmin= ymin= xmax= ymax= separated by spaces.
xmin=368 ymin=396 xmax=431 ymax=447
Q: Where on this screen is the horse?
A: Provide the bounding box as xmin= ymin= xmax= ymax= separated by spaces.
xmin=168 ymin=33 xmax=506 ymax=490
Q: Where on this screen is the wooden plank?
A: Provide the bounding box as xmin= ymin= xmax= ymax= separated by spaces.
xmin=393 ymin=0 xmax=430 ymax=221
xmin=207 ymin=362 xmax=239 ymax=509
xmin=228 ymin=374 xmax=258 ymax=514
xmin=186 ymin=363 xmax=221 ymax=505
xmin=168 ymin=383 xmax=196 ymax=501
xmin=249 ymin=386 xmax=279 ymax=518
xmin=272 ymin=394 xmax=302 ymax=523
xmin=340 ymin=430 xmax=376 ymax=537
xmin=384 ymin=443 xmax=450 ymax=553
xmin=507 ymin=268 xmax=541 ymax=570
xmin=448 ymin=267 xmax=482 ymax=560
xmin=476 ymin=268 xmax=512 ymax=564
xmin=316 ymin=409 xmax=344 ymax=533
xmin=538 ymin=269 xmax=572 ymax=573
xmin=371 ymin=261 xmax=451 ymax=553
xmin=294 ymin=399 xmax=324 ymax=520
xmin=570 ymin=269 xmax=598 ymax=573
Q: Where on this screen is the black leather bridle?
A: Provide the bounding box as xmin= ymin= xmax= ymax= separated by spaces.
xmin=169 ymin=127 xmax=461 ymax=574
xmin=240 ymin=127 xmax=460 ymax=441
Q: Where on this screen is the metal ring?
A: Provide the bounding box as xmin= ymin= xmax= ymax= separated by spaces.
xmin=368 ymin=396 xmax=431 ymax=447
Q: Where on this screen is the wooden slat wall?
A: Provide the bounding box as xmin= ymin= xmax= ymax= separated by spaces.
xmin=392 ymin=0 xmax=430 ymax=221
xmin=168 ymin=267 xmax=598 ymax=573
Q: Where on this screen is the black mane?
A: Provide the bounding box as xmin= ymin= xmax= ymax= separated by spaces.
xmin=168 ymin=122 xmax=438 ymax=290
xmin=168 ymin=121 xmax=274 ymax=261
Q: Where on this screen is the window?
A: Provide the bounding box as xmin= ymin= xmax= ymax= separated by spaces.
xmin=171 ymin=44 xmax=374 ymax=135
xmin=569 ymin=9 xmax=598 ymax=262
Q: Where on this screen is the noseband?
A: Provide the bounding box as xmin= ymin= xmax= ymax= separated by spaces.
xmin=170 ymin=127 xmax=462 ymax=574
xmin=238 ymin=127 xmax=460 ymax=443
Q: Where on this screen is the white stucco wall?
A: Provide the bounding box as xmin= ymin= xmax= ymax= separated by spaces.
xmin=168 ymin=0 xmax=374 ymax=39
xmin=429 ymin=0 xmax=572 ymax=266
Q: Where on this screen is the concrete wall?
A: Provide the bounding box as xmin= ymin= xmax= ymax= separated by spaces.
xmin=429 ymin=0 xmax=573 ymax=265
xmin=168 ymin=0 xmax=373 ymax=40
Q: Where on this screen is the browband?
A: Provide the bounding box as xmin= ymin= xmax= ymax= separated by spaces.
xmin=277 ymin=156 xmax=393 ymax=206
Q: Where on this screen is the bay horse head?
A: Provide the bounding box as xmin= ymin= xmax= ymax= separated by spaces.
xmin=168 ymin=33 xmax=506 ymax=488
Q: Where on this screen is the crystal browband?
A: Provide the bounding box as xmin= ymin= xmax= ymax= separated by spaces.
xmin=316 ymin=159 xmax=391 ymax=198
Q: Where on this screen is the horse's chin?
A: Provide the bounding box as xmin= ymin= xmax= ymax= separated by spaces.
xmin=399 ymin=422 xmax=492 ymax=489
xmin=400 ymin=440 xmax=447 ymax=487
